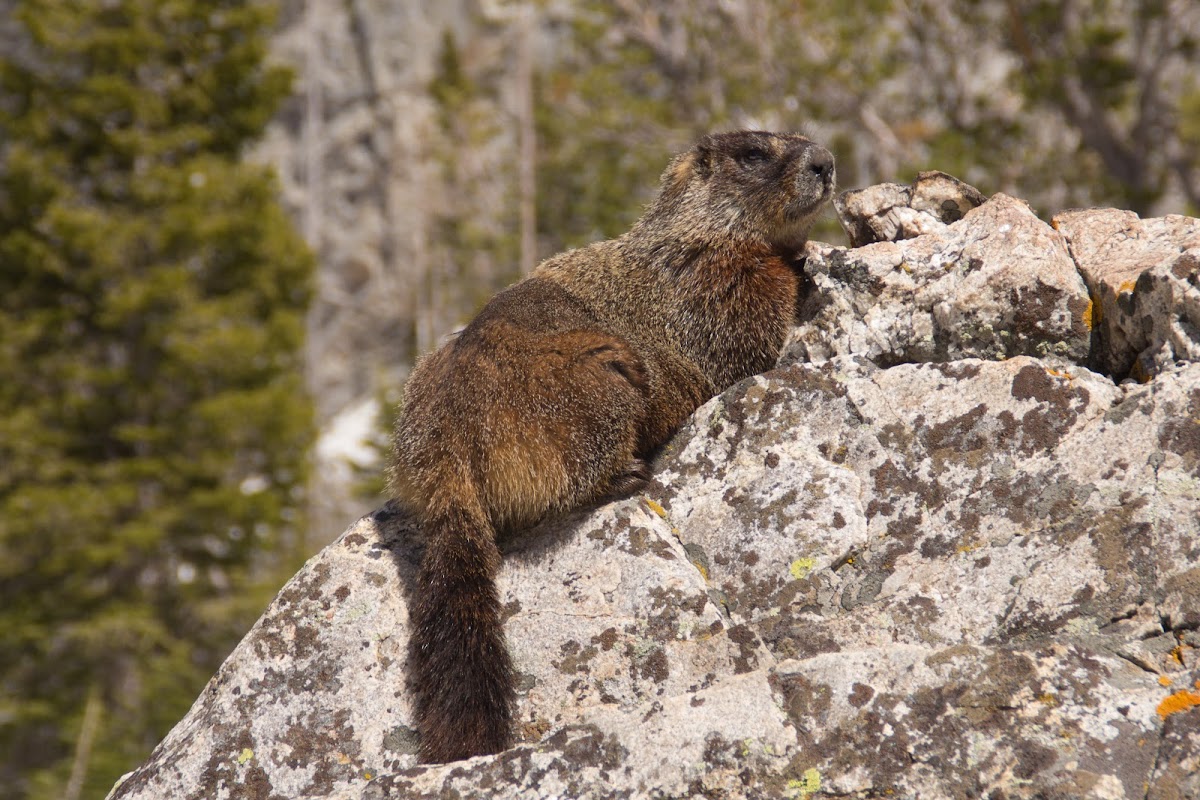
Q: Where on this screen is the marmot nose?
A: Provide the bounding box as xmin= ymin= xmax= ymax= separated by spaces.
xmin=805 ymin=145 xmax=835 ymax=186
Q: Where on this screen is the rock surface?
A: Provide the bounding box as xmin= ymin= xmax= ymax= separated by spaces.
xmin=110 ymin=188 xmax=1200 ymax=800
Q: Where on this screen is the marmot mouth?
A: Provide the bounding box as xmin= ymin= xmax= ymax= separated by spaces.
xmin=771 ymin=186 xmax=833 ymax=251
xmin=784 ymin=189 xmax=832 ymax=222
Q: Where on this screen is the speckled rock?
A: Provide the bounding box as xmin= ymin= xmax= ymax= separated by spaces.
xmin=110 ymin=192 xmax=1200 ymax=800
xmin=652 ymin=354 xmax=1200 ymax=798
xmin=789 ymin=193 xmax=1093 ymax=368
xmin=1054 ymin=208 xmax=1200 ymax=381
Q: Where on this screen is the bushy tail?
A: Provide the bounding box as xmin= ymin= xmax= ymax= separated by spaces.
xmin=409 ymin=503 xmax=513 ymax=763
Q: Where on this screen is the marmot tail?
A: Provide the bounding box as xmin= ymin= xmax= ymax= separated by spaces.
xmin=408 ymin=499 xmax=513 ymax=763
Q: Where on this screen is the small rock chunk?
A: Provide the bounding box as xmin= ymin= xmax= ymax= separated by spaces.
xmin=835 ymin=171 xmax=987 ymax=247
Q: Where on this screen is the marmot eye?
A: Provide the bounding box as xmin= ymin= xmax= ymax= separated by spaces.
xmin=739 ymin=147 xmax=770 ymax=165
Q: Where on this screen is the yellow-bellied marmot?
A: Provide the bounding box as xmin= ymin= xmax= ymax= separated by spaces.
xmin=390 ymin=130 xmax=835 ymax=763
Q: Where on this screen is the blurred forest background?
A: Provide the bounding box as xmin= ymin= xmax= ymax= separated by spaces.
xmin=0 ymin=0 xmax=1197 ymax=797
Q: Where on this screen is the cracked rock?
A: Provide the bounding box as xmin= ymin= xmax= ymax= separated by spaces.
xmin=1054 ymin=208 xmax=1200 ymax=381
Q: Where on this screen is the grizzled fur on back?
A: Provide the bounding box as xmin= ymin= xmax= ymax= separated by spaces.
xmin=390 ymin=130 xmax=835 ymax=763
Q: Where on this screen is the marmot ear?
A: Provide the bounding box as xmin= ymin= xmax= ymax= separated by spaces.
xmin=662 ymin=151 xmax=698 ymax=199
xmin=692 ymin=143 xmax=713 ymax=178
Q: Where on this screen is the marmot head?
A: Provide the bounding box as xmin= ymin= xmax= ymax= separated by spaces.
xmin=648 ymin=130 xmax=836 ymax=255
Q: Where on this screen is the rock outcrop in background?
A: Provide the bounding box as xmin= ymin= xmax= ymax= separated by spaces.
xmin=110 ymin=184 xmax=1200 ymax=800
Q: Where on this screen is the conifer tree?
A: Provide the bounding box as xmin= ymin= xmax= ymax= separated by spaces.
xmin=0 ymin=2 xmax=314 ymax=797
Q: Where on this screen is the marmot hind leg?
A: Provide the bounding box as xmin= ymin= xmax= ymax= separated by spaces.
xmin=470 ymin=327 xmax=650 ymax=528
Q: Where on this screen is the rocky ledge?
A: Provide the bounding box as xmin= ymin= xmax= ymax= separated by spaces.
xmin=111 ymin=177 xmax=1200 ymax=800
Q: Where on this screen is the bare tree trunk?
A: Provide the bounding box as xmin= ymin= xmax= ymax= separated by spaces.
xmin=63 ymin=684 xmax=102 ymax=800
xmin=303 ymin=1 xmax=324 ymax=249
xmin=411 ymin=120 xmax=435 ymax=357
xmin=516 ymin=6 xmax=537 ymax=274
xmin=303 ymin=0 xmax=325 ymax=394
xmin=303 ymin=0 xmax=327 ymax=555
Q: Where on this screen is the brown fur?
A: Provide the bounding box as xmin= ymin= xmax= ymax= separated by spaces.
xmin=390 ymin=131 xmax=835 ymax=763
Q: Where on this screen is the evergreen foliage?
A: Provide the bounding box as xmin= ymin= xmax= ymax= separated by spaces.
xmin=0 ymin=1 xmax=314 ymax=797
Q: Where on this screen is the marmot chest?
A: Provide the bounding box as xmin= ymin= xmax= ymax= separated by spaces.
xmin=674 ymin=254 xmax=799 ymax=388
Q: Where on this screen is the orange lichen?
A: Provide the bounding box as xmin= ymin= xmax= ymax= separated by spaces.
xmin=1082 ymin=297 xmax=1095 ymax=330
xmin=1156 ymin=689 xmax=1200 ymax=719
xmin=1158 ymin=675 xmax=1173 ymax=687
xmin=1117 ymin=279 xmax=1137 ymax=294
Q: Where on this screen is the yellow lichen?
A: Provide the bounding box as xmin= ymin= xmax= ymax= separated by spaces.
xmin=800 ymin=768 xmax=822 ymax=793
xmin=789 ymin=557 xmax=817 ymax=580
xmin=645 ymin=499 xmax=668 ymax=519
xmin=1118 ymin=279 xmax=1137 ymax=294
xmin=786 ymin=767 xmax=822 ymax=799
xmin=1156 ymin=688 xmax=1200 ymax=718
xmin=237 ymin=748 xmax=254 ymax=765
xmin=1082 ymin=297 xmax=1096 ymax=330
